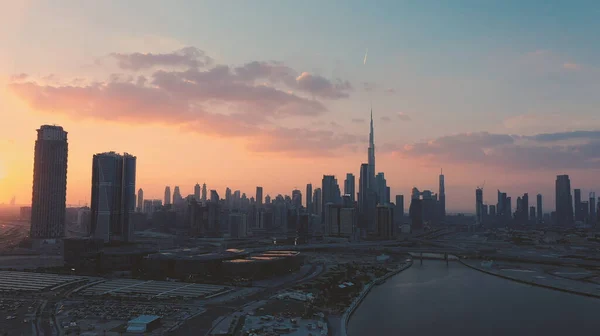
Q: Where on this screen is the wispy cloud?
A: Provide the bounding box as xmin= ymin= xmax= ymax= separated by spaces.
xmin=563 ymin=62 xmax=581 ymax=71
xmin=396 ymin=112 xmax=411 ymax=121
xmin=8 ymin=47 xmax=359 ymax=156
xmin=389 ymin=131 xmax=600 ymax=170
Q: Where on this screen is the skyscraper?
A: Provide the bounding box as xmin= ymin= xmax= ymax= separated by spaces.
xmin=344 ymin=174 xmax=355 ymax=202
xmin=137 ymin=188 xmax=143 ymax=212
xmin=256 ymin=186 xmax=263 ymax=206
xmin=438 ymin=169 xmax=446 ymax=219
xmin=358 ymin=163 xmax=369 ymax=229
xmin=313 ymin=188 xmax=322 ymax=218
xmin=164 ymin=186 xmax=171 ymax=205
xmin=395 ymin=194 xmax=404 ymax=225
xmin=225 ymin=187 xmax=232 ymax=208
xmin=590 ymin=192 xmax=596 ymax=226
xmin=574 ymin=188 xmax=582 ymax=222
xmin=201 ymin=183 xmax=207 ymax=202
xmin=90 ymin=152 xmax=136 ymax=243
xmin=30 ymin=125 xmax=69 ymax=239
xmin=367 ymin=109 xmax=376 ymax=192
xmin=375 ymin=172 xmax=388 ymax=204
xmin=475 ymin=188 xmax=483 ymax=225
xmin=194 ymin=183 xmax=201 ymax=201
xmin=173 ymin=186 xmax=183 ymax=205
xmin=555 ymin=175 xmax=573 ymax=226
xmin=536 ymin=194 xmax=543 ymax=223
xmin=292 ymin=189 xmax=302 ymax=208
xmin=306 ymin=184 xmax=312 ymax=212
xmin=322 ymin=175 xmax=338 ymax=221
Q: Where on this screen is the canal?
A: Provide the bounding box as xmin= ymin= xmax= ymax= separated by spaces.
xmin=348 ymin=260 xmax=600 ymax=336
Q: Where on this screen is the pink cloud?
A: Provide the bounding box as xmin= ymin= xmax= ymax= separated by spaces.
xmin=7 ymin=47 xmax=361 ymax=156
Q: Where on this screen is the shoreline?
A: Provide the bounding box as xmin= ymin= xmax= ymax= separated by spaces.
xmin=459 ymin=259 xmax=600 ymax=300
xmin=339 ymin=260 xmax=413 ymax=336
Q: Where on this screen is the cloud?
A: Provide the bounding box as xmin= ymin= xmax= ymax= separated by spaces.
xmin=396 ymin=112 xmax=411 ymax=121
xmin=563 ymin=62 xmax=581 ymax=71
xmin=351 ymin=118 xmax=365 ymax=123
xmin=110 ymin=47 xmax=213 ymax=71
xmin=392 ymin=131 xmax=600 ymax=170
xmin=8 ymin=47 xmax=359 ymax=156
xmin=380 ymin=116 xmax=391 ymax=122
xmin=9 ymin=73 xmax=28 ymax=81
xmin=385 ymin=88 xmax=396 ymax=94
xmin=295 ymin=72 xmax=352 ymax=99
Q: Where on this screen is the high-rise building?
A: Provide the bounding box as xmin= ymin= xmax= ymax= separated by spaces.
xmin=475 ymin=188 xmax=483 ymax=225
xmin=256 ymin=186 xmax=263 ymax=206
xmin=90 ymin=152 xmax=136 ymax=243
xmin=438 ymin=169 xmax=446 ymax=220
xmin=30 ymin=125 xmax=68 ymax=239
xmin=321 ymin=175 xmax=338 ymax=221
xmin=529 ymin=206 xmax=536 ymax=222
xmin=375 ymin=172 xmax=388 ymax=204
xmin=376 ymin=205 xmax=394 ymax=239
xmin=225 ymin=187 xmax=232 ymax=208
xmin=590 ymin=192 xmax=596 ymax=225
xmin=536 ymin=194 xmax=543 ymax=223
xmin=313 ymin=188 xmax=322 ymax=217
xmin=201 ymin=183 xmax=207 ymax=202
xmin=265 ymin=194 xmax=271 ymax=205
xmin=394 ymin=195 xmax=404 ymax=225
xmin=306 ymin=184 xmax=312 ymax=212
xmin=164 ymin=186 xmax=171 ymax=205
xmin=555 ymin=175 xmax=573 ymax=226
xmin=173 ymin=186 xmax=183 ymax=205
xmin=292 ymin=189 xmax=302 ymax=209
xmin=358 ymin=163 xmax=369 ymax=228
xmin=344 ymin=174 xmax=355 ymax=202
xmin=194 ymin=183 xmax=201 ymax=201
xmin=210 ymin=190 xmax=219 ymax=203
xmin=137 ymin=189 xmax=143 ymax=212
xmin=367 ymin=109 xmax=376 ymax=192
xmin=574 ymin=188 xmax=583 ymax=222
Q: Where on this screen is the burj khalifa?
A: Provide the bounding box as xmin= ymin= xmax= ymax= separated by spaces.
xmin=367 ymin=108 xmax=376 ymax=190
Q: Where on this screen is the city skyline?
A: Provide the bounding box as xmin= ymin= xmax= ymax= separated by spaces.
xmin=1 ymin=1 xmax=600 ymax=211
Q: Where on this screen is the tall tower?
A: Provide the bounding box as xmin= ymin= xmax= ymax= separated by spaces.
xmin=201 ymin=183 xmax=207 ymax=202
xmin=438 ymin=169 xmax=446 ymax=219
xmin=344 ymin=173 xmax=355 ymax=202
xmin=305 ymin=184 xmax=312 ymax=212
xmin=536 ymin=194 xmax=543 ymax=223
xmin=30 ymin=125 xmax=68 ymax=239
xmin=574 ymin=189 xmax=583 ymax=222
xmin=475 ymin=188 xmax=483 ymax=225
xmin=194 ymin=183 xmax=201 ymax=201
xmin=367 ymin=109 xmax=376 ymax=191
xmin=173 ymin=186 xmax=182 ymax=205
xmin=137 ymin=189 xmax=143 ymax=212
xmin=555 ymin=175 xmax=573 ymax=226
xmin=90 ymin=152 xmax=136 ymax=243
xmin=164 ymin=186 xmax=171 ymax=205
xmin=256 ymin=186 xmax=263 ymax=206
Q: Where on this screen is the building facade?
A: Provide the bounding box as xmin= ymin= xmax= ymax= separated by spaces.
xmin=30 ymin=125 xmax=68 ymax=239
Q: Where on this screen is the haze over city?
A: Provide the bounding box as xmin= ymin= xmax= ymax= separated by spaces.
xmin=1 ymin=1 xmax=600 ymax=212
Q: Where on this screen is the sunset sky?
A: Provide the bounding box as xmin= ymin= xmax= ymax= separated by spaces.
xmin=1 ymin=0 xmax=600 ymax=212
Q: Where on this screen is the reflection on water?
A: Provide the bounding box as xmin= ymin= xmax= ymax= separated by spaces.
xmin=348 ymin=261 xmax=600 ymax=336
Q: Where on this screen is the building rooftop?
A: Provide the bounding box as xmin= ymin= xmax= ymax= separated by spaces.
xmin=128 ymin=315 xmax=161 ymax=325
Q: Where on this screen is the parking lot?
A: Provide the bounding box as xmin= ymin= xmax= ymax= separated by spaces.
xmin=80 ymin=279 xmax=232 ymax=299
xmin=0 ymin=298 xmax=39 ymax=336
xmin=57 ymin=300 xmax=206 ymax=335
xmin=0 ymin=271 xmax=86 ymax=292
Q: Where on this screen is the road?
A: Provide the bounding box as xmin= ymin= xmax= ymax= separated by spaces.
xmin=169 ymin=263 xmax=324 ymax=336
